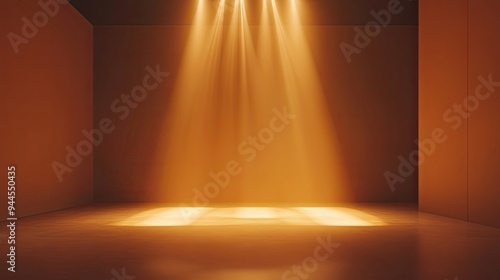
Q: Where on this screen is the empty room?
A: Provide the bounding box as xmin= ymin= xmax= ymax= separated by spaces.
xmin=1 ymin=0 xmax=500 ymax=279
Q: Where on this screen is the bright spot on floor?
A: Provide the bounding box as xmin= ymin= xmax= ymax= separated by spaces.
xmin=114 ymin=207 xmax=386 ymax=227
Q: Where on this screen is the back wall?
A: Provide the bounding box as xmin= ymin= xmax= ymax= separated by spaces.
xmin=92 ymin=0 xmax=418 ymax=203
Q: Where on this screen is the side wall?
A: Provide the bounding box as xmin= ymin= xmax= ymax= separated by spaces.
xmin=0 ymin=0 xmax=93 ymax=219
xmin=420 ymin=0 xmax=500 ymax=228
xmin=419 ymin=0 xmax=468 ymax=220
xmin=468 ymin=0 xmax=500 ymax=228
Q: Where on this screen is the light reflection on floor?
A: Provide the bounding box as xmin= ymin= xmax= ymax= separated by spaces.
xmin=113 ymin=207 xmax=386 ymax=227
xmin=8 ymin=204 xmax=500 ymax=280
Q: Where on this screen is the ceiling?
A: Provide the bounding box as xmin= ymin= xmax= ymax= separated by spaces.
xmin=68 ymin=0 xmax=418 ymax=26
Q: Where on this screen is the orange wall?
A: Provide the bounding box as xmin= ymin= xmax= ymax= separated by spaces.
xmin=468 ymin=0 xmax=500 ymax=228
xmin=419 ymin=0 xmax=468 ymax=220
xmin=420 ymin=0 xmax=500 ymax=228
xmin=93 ymin=25 xmax=418 ymax=203
xmin=0 ymin=0 xmax=93 ymax=219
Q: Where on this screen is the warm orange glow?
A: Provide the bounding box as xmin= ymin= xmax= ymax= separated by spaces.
xmin=114 ymin=207 xmax=385 ymax=227
xmin=150 ymin=0 xmax=350 ymax=203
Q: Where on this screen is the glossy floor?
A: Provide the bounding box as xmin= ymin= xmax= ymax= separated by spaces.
xmin=1 ymin=204 xmax=499 ymax=280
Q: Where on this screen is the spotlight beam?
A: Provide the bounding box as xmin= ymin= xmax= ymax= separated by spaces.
xmin=151 ymin=0 xmax=350 ymax=204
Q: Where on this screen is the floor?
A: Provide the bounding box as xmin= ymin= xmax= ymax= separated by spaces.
xmin=1 ymin=204 xmax=500 ymax=280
